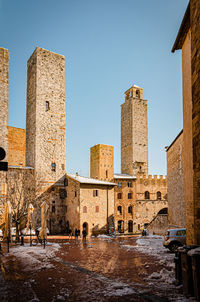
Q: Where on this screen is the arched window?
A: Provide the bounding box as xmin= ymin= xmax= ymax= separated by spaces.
xmin=117 ymin=206 xmax=122 ymax=214
xmin=128 ymin=221 xmax=133 ymax=233
xmin=136 ymin=90 xmax=140 ymax=98
xmin=145 ymin=191 xmax=150 ymax=199
xmin=83 ymin=206 xmax=87 ymax=213
xmin=157 ymin=191 xmax=162 ymax=200
xmin=128 ymin=206 xmax=132 ymax=214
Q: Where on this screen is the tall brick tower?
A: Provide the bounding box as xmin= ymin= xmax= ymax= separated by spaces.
xmin=0 ymin=48 xmax=9 ymax=161
xmin=121 ymin=84 xmax=148 ymax=176
xmin=26 ymin=47 xmax=66 ymax=188
xmin=90 ymin=144 xmax=114 ymax=181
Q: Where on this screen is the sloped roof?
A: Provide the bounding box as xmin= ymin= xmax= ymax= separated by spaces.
xmin=67 ymin=174 xmax=116 ymax=186
xmin=114 ymin=173 xmax=136 ymax=180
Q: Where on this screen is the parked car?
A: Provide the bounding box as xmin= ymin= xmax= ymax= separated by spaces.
xmin=21 ymin=228 xmax=36 ymax=235
xmin=0 ymin=229 xmax=3 ymax=238
xmin=163 ymin=228 xmax=186 ymax=252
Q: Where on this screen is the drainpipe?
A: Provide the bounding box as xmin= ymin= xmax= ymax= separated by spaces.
xmin=107 ymin=186 xmax=109 ymax=234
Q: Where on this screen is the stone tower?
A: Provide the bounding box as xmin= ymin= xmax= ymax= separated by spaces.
xmin=26 ymin=47 xmax=66 ymax=188
xmin=121 ymin=84 xmax=148 ymax=176
xmin=90 ymin=144 xmax=114 ymax=181
xmin=0 ymin=48 xmax=9 ymax=161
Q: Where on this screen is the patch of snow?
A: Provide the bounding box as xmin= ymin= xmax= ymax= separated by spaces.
xmin=97 ymin=234 xmax=112 ymax=239
xmin=6 ymin=243 xmax=61 ymax=272
xmin=188 ymin=247 xmax=200 ymax=256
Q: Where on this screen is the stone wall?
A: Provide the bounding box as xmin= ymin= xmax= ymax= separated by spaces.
xmin=167 ymin=131 xmax=185 ymax=228
xmin=121 ymin=84 xmax=148 ymax=176
xmin=0 ymin=48 xmax=9 ymax=161
xmin=65 ymin=175 xmax=115 ymax=236
xmin=8 ymin=126 xmax=25 ymax=166
xmin=114 ymin=175 xmax=168 ymax=234
xmin=90 ymin=144 xmax=114 ymax=181
xmin=191 ymin=0 xmax=200 ymax=245
xmin=65 ymin=176 xmax=80 ymax=233
xmin=114 ymin=177 xmax=136 ymax=233
xmin=26 ymin=47 xmax=66 ymax=189
xmin=147 ymin=214 xmax=168 ymax=235
xmin=80 ymin=184 xmax=114 ymax=236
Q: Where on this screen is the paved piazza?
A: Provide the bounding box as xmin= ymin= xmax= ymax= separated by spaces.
xmin=0 ymin=236 xmax=193 ymax=302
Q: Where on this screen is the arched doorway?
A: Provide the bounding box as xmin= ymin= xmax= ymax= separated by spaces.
xmin=158 ymin=208 xmax=168 ymax=215
xmin=128 ymin=220 xmax=133 ymax=233
xmin=82 ymin=222 xmax=88 ymax=235
xmin=118 ymin=220 xmax=124 ymax=233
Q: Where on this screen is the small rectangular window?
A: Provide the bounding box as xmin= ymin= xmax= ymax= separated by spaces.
xmin=127 ymin=182 xmax=132 ymax=188
xmin=117 ymin=193 xmax=122 ymax=199
xmin=117 ymin=182 xmax=122 ymax=188
xmin=46 ymin=101 xmax=50 ymax=111
xmin=96 ymin=206 xmax=99 ymax=213
xmin=93 ymin=190 xmax=98 ymax=197
xmin=75 ymin=191 xmax=77 ymax=197
xmin=52 ymin=205 xmax=55 ymax=213
xmin=128 ymin=193 xmax=133 ymax=199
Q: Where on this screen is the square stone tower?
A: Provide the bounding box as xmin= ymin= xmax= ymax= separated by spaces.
xmin=121 ymin=84 xmax=148 ymax=176
xmin=90 ymin=144 xmax=114 ymax=181
xmin=0 ymin=48 xmax=9 ymax=161
xmin=26 ymin=47 xmax=66 ymax=187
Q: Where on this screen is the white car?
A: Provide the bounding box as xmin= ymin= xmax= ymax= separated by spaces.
xmin=0 ymin=229 xmax=3 ymax=237
xmin=21 ymin=228 xmax=36 ymax=235
xmin=36 ymin=227 xmax=50 ymax=235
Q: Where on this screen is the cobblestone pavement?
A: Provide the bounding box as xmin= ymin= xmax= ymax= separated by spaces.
xmin=0 ymin=236 xmax=192 ymax=302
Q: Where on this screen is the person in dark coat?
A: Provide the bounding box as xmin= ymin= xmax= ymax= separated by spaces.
xmin=82 ymin=228 xmax=87 ymax=242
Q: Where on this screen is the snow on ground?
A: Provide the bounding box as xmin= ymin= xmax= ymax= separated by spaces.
xmin=4 ymin=242 xmax=61 ymax=271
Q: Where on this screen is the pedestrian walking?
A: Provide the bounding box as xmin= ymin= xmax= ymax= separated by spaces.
xmin=75 ymin=228 xmax=78 ymax=240
xmin=82 ymin=228 xmax=87 ymax=242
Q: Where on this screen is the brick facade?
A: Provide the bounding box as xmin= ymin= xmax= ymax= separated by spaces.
xmin=8 ymin=126 xmax=25 ymax=166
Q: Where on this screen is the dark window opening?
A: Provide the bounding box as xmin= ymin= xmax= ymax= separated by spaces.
xmin=128 ymin=192 xmax=133 ymax=199
xmin=157 ymin=191 xmax=162 ymax=200
xmin=52 ymin=205 xmax=55 ymax=213
xmin=128 ymin=221 xmax=133 ymax=233
xmin=93 ymin=190 xmax=98 ymax=197
xmin=118 ymin=220 xmax=124 ymax=233
xmin=128 ymin=206 xmax=132 ymax=214
xmin=75 ymin=191 xmax=77 ymax=197
xmin=136 ymin=90 xmax=140 ymax=98
xmin=64 ymin=178 xmax=68 ymax=186
xmin=117 ymin=205 xmax=122 ymax=214
xmin=46 ymin=101 xmax=50 ymax=111
xmin=145 ymin=191 xmax=150 ymax=199
xmin=106 ymin=170 xmax=108 ymax=178
xmin=127 ymin=182 xmax=132 ymax=188
xmin=117 ymin=193 xmax=122 ymax=199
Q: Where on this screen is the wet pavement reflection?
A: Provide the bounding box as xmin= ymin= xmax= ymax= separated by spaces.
xmin=0 ymin=236 xmax=184 ymax=302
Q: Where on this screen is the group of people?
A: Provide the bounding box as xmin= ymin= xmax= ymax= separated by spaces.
xmin=66 ymin=227 xmax=87 ymax=241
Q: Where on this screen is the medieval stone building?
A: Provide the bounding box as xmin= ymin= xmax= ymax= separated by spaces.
xmin=0 ymin=48 xmax=168 ymax=236
xmin=90 ymin=84 xmax=168 ymax=235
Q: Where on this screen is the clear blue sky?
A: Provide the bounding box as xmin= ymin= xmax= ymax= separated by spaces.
xmin=0 ymin=0 xmax=189 ymax=176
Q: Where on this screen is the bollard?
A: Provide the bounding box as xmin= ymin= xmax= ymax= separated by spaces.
xmin=21 ymin=234 xmax=24 ymax=246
